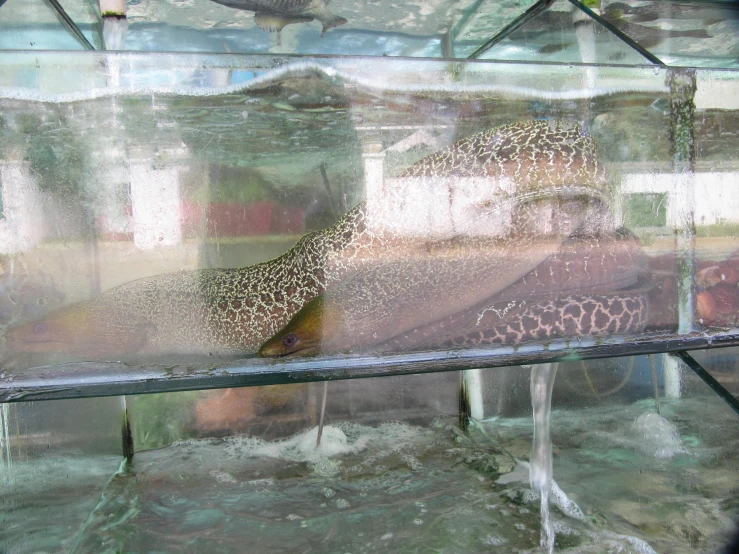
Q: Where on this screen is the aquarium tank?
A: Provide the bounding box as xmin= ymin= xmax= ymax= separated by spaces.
xmin=1 ymin=0 xmax=739 ymax=552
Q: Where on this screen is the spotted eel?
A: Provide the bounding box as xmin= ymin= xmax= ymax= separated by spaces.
xmin=4 ymin=120 xmax=612 ymax=360
xmin=258 ymin=227 xmax=649 ymax=357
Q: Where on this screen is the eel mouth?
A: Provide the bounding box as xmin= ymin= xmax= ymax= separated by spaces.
xmin=258 ymin=339 xmax=320 ymax=358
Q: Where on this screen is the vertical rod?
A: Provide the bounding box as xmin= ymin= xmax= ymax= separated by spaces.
xmin=99 ymin=0 xmax=127 ymax=17
xmin=663 ymin=354 xmax=682 ymax=398
xmin=316 ymin=381 xmax=329 ymax=448
xmin=121 ymin=396 xmax=134 ymax=461
xmin=441 ymin=29 xmax=455 ymax=59
xmin=1 ymin=403 xmax=12 ymax=472
xmin=459 ymin=368 xmax=485 ymax=430
xmin=664 ymin=68 xmax=698 ymax=399
xmin=668 ymin=68 xmax=698 ymax=335
xmin=530 ymin=362 xmax=559 ymax=554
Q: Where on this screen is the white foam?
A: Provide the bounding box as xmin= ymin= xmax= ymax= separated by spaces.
xmin=0 ymin=60 xmax=669 ymax=104
xmin=550 ymin=479 xmax=585 ymax=521
xmin=587 ymin=530 xmax=658 ymax=554
xmin=222 ymin=421 xmax=428 ymax=476
xmin=496 ymin=461 xmax=585 ymax=521
xmin=633 ymin=412 xmax=688 ymax=459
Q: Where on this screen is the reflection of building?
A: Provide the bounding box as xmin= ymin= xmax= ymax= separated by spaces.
xmin=0 ymin=158 xmax=44 ymax=255
xmin=621 ymin=171 xmax=739 ymax=229
xmin=129 ymin=145 xmax=189 ymax=250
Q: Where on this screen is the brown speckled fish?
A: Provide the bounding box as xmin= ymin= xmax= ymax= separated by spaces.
xmin=398 ymin=120 xmax=610 ymax=206
xmin=257 ymin=227 xmax=648 ymax=357
xmin=259 ymin=231 xmax=565 ymax=356
xmin=379 ymin=228 xmax=649 ymax=353
xmin=3 ymin=205 xmax=368 ymax=358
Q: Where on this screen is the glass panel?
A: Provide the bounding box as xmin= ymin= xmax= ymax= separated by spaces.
xmin=0 ymin=52 xmax=738 ymax=400
xmin=0 ymin=397 xmax=124 ymax=553
xmin=0 ymin=0 xmax=101 ymax=50
xmin=118 ymin=0 xmax=542 ymax=57
xmin=130 ymin=371 xmax=458 ymax=449
xmin=2 ymin=0 xmax=738 ymax=68
xmin=0 ymin=0 xmax=531 ymax=57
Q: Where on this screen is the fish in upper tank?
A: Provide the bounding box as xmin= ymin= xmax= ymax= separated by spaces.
xmin=603 ymin=1 xmax=727 ymax=26
xmin=599 ymin=6 xmax=712 ymax=50
xmin=2 ymin=120 xmax=614 ymax=362
xmin=384 ymin=227 xmax=650 ymax=353
xmin=208 ymin=0 xmax=347 ymax=36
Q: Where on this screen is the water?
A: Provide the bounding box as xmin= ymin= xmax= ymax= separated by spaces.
xmin=102 ymin=17 xmax=128 ymax=51
xmin=3 ymin=394 xmax=735 ymax=553
xmin=1 ymin=403 xmax=11 ymax=473
xmin=529 ymin=362 xmax=559 ymax=553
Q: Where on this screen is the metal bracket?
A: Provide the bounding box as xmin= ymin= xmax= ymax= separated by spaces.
xmin=468 ymin=0 xmax=556 ymax=59
xmin=675 ymin=352 xmax=739 ymax=417
xmin=567 ymin=0 xmax=664 ymax=65
xmin=42 ymin=0 xmax=96 ymax=50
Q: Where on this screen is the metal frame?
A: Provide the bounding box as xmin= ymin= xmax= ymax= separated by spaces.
xmin=567 ymin=0 xmax=665 ymax=65
xmin=467 ymin=0 xmax=557 ymax=59
xmin=676 ymin=351 xmax=739 ymax=416
xmin=3 ymin=331 xmax=739 ymax=403
xmin=42 ymin=0 xmax=96 ymax=50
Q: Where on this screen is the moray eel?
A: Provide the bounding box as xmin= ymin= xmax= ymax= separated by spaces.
xmin=381 ymin=229 xmax=649 ymax=353
xmin=209 ymin=0 xmax=347 ymax=36
xmin=4 ymin=121 xmax=611 ymax=360
xmin=259 ymin=233 xmax=565 ymax=356
xmin=3 ymin=206 xmax=368 ymax=358
xmin=383 ymin=120 xmax=613 ymax=240
xmin=259 ymin=228 xmax=649 ymax=357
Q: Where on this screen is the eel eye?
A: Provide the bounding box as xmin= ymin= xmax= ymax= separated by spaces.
xmin=282 ymin=333 xmax=298 ymax=348
xmin=33 ymin=322 xmax=48 ymax=335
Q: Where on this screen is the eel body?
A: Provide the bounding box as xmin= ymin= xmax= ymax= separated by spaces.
xmin=4 ymin=121 xmax=613 ymax=360
xmin=259 ymin=228 xmax=649 ymax=357
xmin=3 ymin=205 xmax=368 ymax=357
